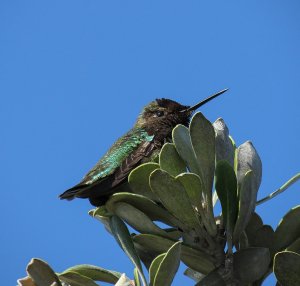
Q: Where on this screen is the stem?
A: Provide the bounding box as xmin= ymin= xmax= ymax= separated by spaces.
xmin=256 ymin=173 xmax=300 ymax=206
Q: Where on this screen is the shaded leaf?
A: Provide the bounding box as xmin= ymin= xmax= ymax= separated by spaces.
xmin=287 ymin=237 xmax=300 ymax=254
xmin=159 ymin=143 xmax=186 ymax=176
xmin=149 ymin=254 xmax=165 ymax=286
xmin=233 ymin=170 xmax=257 ymax=242
xmin=150 ymin=169 xmax=200 ymax=231
xmin=109 ymin=216 xmax=147 ymax=286
xmin=133 ymin=234 xmax=215 ymax=274
xmin=252 ymin=225 xmax=275 ymax=256
xmin=26 ymin=258 xmax=61 ymax=286
xmin=106 ymin=192 xmax=183 ymax=228
xmin=274 ymin=251 xmax=300 ymax=286
xmin=59 ymin=272 xmax=98 ymax=286
xmin=183 ymin=268 xmax=205 ymax=283
xmin=152 ymin=241 xmax=181 ymax=286
xmin=245 ymin=212 xmax=264 ymax=245
xmin=89 ymin=206 xmax=112 ymax=234
xmin=274 ymin=205 xmax=300 ymax=251
xmin=134 ymin=268 xmax=141 ymax=286
xmin=195 ymin=269 xmax=226 ymax=286
xmin=61 ymin=264 xmax=121 ymax=283
xmin=17 ymin=276 xmax=36 ymax=286
xmin=128 ymin=162 xmax=160 ymax=200
xmin=215 ymin=160 xmax=238 ymax=242
xmin=108 ymin=202 xmax=170 ymax=237
xmin=233 ymin=247 xmax=270 ymax=283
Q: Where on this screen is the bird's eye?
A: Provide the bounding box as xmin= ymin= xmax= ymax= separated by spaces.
xmin=154 ymin=111 xmax=164 ymax=117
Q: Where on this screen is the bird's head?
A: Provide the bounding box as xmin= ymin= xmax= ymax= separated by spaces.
xmin=135 ymin=88 xmax=228 ymax=141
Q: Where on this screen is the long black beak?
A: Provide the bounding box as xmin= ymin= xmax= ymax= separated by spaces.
xmin=182 ymin=88 xmax=229 ymax=113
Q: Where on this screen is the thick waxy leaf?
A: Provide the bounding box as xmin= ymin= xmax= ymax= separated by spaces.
xmin=152 ymin=241 xmax=181 ymax=286
xmin=233 ymin=247 xmax=270 ymax=283
xmin=134 ymin=268 xmax=141 ymax=286
xmin=133 ymin=234 xmax=215 ymax=274
xmin=172 ymin=124 xmax=199 ymax=174
xmin=189 ymin=112 xmax=215 ymax=195
xmin=287 ymin=237 xmax=300 ymax=254
xmin=245 ymin=212 xmax=264 ymax=245
xmin=274 ymin=205 xmax=300 ymax=251
xmin=215 ymin=160 xmax=238 ymax=242
xmin=213 ymin=118 xmax=235 ymax=167
xmin=159 ymin=143 xmax=186 ymax=176
xmin=26 ymin=258 xmax=61 ymax=286
xmin=128 ymin=162 xmax=160 ymax=200
xmin=274 ymin=251 xmax=300 ymax=286
xmin=108 ymin=202 xmax=170 ymax=237
xmin=233 ymin=170 xmax=257 ymax=242
xmin=252 ymin=225 xmax=275 ymax=255
xmin=17 ymin=276 xmax=36 ymax=286
xmin=59 ymin=272 xmax=98 ymax=286
xmin=109 ymin=216 xmax=147 ymax=286
xmin=61 ymin=264 xmax=121 ymax=283
xmin=195 ymin=269 xmax=226 ymax=286
xmin=149 ymin=254 xmax=165 ymax=285
xmin=236 ymin=141 xmax=262 ymax=191
xmin=106 ymin=192 xmax=183 ymax=228
xmin=150 ymin=169 xmax=200 ymax=231
xmin=89 ymin=206 xmax=112 ymax=234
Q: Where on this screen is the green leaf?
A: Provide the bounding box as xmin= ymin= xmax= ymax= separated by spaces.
xmin=274 ymin=251 xmax=300 ymax=286
xmin=215 ymin=160 xmax=238 ymax=246
xmin=287 ymin=237 xmax=300 ymax=254
xmin=26 ymin=258 xmax=61 ymax=286
xmin=133 ymin=234 xmax=215 ymax=274
xmin=109 ymin=215 xmax=147 ymax=286
xmin=61 ymin=264 xmax=121 ymax=283
xmin=89 ymin=206 xmax=112 ymax=234
xmin=274 ymin=205 xmax=300 ymax=251
xmin=159 ymin=143 xmax=186 ymax=176
xmin=252 ymin=225 xmax=275 ymax=256
xmin=59 ymin=272 xmax=98 ymax=286
xmin=149 ymin=254 xmax=165 ymax=285
xmin=134 ymin=268 xmax=141 ymax=286
xmin=128 ymin=162 xmax=160 ymax=200
xmin=245 ymin=212 xmax=264 ymax=245
xmin=233 ymin=247 xmax=270 ymax=283
xmin=195 ymin=269 xmax=226 ymax=286
xmin=17 ymin=276 xmax=36 ymax=286
xmin=106 ymin=192 xmax=183 ymax=228
xmin=172 ymin=124 xmax=199 ymax=174
xmin=183 ymin=268 xmax=205 ymax=283
xmin=233 ymin=170 xmax=257 ymax=242
xmin=189 ymin=112 xmax=215 ymax=198
xmin=213 ymin=118 xmax=235 ymax=167
xmin=108 ymin=202 xmax=171 ymax=237
xmin=152 ymin=241 xmax=181 ymax=286
xmin=150 ymin=169 xmax=200 ymax=231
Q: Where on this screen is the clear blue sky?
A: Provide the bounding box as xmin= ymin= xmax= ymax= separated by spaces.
xmin=1 ymin=1 xmax=299 ymax=285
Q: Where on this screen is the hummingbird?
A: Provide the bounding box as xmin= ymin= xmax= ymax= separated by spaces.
xmin=59 ymin=89 xmax=228 ymax=206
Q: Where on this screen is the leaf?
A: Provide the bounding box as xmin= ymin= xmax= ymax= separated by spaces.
xmin=233 ymin=170 xmax=257 ymax=242
xmin=133 ymin=234 xmax=215 ymax=274
xmin=109 ymin=215 xmax=147 ymax=286
xmin=108 ymin=202 xmax=171 ymax=237
xmin=159 ymin=143 xmax=186 ymax=176
xmin=195 ymin=269 xmax=226 ymax=286
xmin=274 ymin=205 xmax=300 ymax=251
xmin=61 ymin=264 xmax=121 ymax=283
xmin=149 ymin=254 xmax=165 ymax=285
xmin=213 ymin=118 xmax=235 ymax=167
xmin=245 ymin=212 xmax=264 ymax=245
xmin=17 ymin=276 xmax=36 ymax=286
xmin=274 ymin=251 xmax=300 ymax=286
xmin=89 ymin=206 xmax=113 ymax=234
xmin=106 ymin=192 xmax=183 ymax=228
xmin=128 ymin=162 xmax=159 ymax=201
xmin=287 ymin=237 xmax=300 ymax=254
xmin=189 ymin=112 xmax=215 ymax=201
xmin=59 ymin=272 xmax=98 ymax=286
xmin=252 ymin=225 xmax=275 ymax=256
xmin=236 ymin=141 xmax=262 ymax=192
xmin=183 ymin=268 xmax=205 ymax=283
xmin=128 ymin=162 xmax=160 ymax=200
xmin=152 ymin=241 xmax=181 ymax=286
xmin=26 ymin=258 xmax=61 ymax=286
xmin=233 ymin=247 xmax=270 ymax=283
xmin=172 ymin=124 xmax=199 ymax=174
xmin=134 ymin=268 xmax=141 ymax=286
xmin=150 ymin=169 xmax=200 ymax=231
xmin=215 ymin=160 xmax=238 ymax=246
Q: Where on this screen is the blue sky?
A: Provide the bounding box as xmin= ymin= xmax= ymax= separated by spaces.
xmin=1 ymin=1 xmax=299 ymax=285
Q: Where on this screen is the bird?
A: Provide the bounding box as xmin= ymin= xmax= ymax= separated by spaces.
xmin=59 ymin=89 xmax=228 ymax=206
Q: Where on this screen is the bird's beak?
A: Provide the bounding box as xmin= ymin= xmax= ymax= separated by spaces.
xmin=181 ymin=88 xmax=229 ymax=113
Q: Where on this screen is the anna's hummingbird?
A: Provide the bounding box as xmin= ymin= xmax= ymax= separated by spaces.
xmin=59 ymin=89 xmax=228 ymax=206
